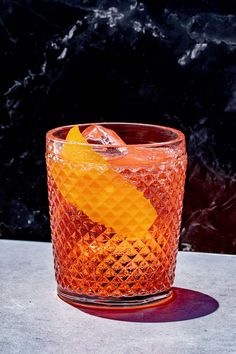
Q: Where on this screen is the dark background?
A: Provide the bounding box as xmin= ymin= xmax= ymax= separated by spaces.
xmin=0 ymin=0 xmax=235 ymax=253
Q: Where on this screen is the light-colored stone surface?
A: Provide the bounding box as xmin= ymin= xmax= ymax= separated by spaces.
xmin=0 ymin=240 xmax=236 ymax=354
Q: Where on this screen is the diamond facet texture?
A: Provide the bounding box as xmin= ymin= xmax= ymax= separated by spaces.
xmin=47 ymin=155 xmax=187 ymax=298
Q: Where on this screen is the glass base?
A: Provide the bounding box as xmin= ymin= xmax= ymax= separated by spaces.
xmin=57 ymin=286 xmax=174 ymax=310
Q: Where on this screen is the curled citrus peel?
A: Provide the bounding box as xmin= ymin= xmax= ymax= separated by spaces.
xmin=49 ymin=125 xmax=157 ymax=239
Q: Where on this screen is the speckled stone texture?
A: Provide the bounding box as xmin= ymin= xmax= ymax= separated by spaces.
xmin=0 ymin=1 xmax=235 ymax=253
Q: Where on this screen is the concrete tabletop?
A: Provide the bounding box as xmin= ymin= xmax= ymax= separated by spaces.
xmin=0 ymin=240 xmax=236 ymax=354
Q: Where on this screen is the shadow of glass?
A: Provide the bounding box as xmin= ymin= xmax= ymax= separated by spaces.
xmin=77 ymin=287 xmax=219 ymax=323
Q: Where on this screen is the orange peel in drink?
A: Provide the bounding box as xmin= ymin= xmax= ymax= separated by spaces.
xmin=49 ymin=125 xmax=157 ymax=239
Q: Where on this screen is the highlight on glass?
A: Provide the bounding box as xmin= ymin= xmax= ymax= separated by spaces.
xmin=46 ymin=123 xmax=187 ymax=308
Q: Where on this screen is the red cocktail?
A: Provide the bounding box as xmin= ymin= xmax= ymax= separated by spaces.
xmin=46 ymin=123 xmax=187 ymax=308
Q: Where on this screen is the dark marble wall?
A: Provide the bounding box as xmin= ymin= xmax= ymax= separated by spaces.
xmin=0 ymin=0 xmax=235 ymax=253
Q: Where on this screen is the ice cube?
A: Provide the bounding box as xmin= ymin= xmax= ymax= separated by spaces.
xmin=81 ymin=125 xmax=175 ymax=166
xmin=82 ymin=124 xmax=127 ymax=158
xmin=108 ymin=147 xmax=175 ymax=167
xmin=82 ymin=125 xmax=126 ymax=146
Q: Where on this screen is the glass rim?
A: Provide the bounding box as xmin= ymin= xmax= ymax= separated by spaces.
xmin=46 ymin=122 xmax=185 ymax=148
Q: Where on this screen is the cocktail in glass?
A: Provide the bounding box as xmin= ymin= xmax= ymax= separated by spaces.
xmin=46 ymin=123 xmax=187 ymax=308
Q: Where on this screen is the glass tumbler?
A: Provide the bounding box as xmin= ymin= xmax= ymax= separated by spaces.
xmin=46 ymin=123 xmax=187 ymax=308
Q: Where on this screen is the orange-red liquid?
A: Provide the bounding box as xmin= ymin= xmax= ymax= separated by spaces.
xmin=47 ymin=156 xmax=186 ymax=298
